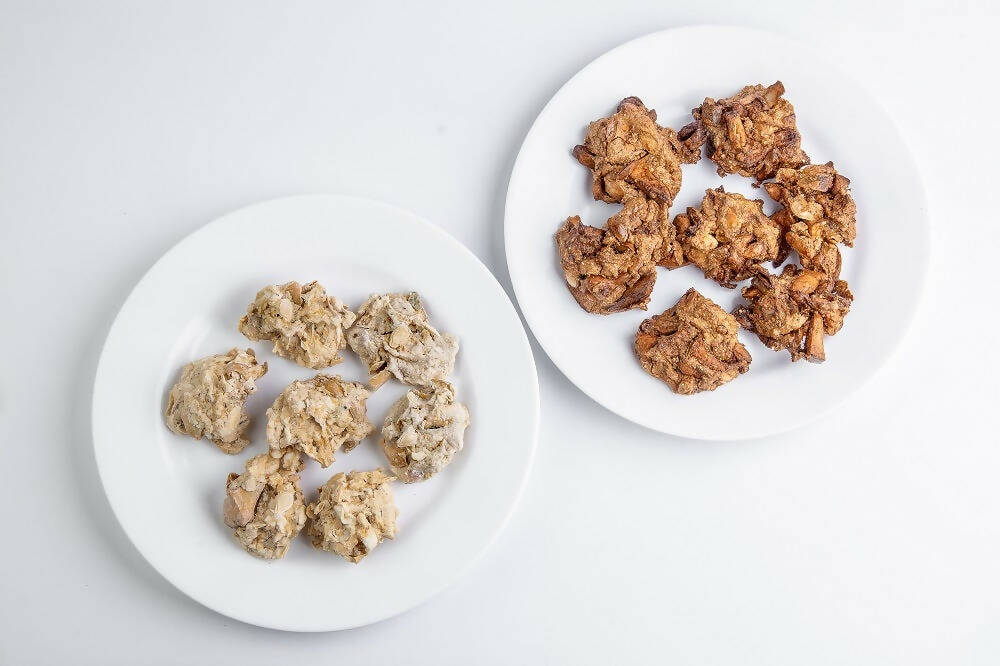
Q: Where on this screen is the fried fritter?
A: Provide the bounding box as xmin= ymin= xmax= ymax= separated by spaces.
xmin=555 ymin=196 xmax=680 ymax=314
xmin=684 ymin=81 xmax=808 ymax=181
xmin=556 ymin=216 xmax=656 ymax=314
xmin=734 ymin=265 xmax=853 ymax=363
xmin=765 ymin=162 xmax=857 ymax=277
xmin=634 ymin=288 xmax=751 ymax=395
xmin=673 ymin=187 xmax=784 ymax=288
xmin=608 ymin=194 xmax=685 ymax=269
xmin=573 ymin=97 xmax=701 ymax=206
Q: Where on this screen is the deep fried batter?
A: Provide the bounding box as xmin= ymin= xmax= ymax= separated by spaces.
xmin=556 ymin=216 xmax=656 ymax=314
xmin=734 ymin=265 xmax=853 ymax=363
xmin=634 ymin=288 xmax=751 ymax=394
xmin=765 ymin=162 xmax=857 ymax=277
xmin=607 ymin=194 xmax=685 ymax=269
xmin=684 ymin=81 xmax=808 ymax=181
xmin=573 ymin=97 xmax=701 ymax=206
xmin=555 ymin=196 xmax=680 ymax=314
xmin=673 ymin=187 xmax=784 ymax=288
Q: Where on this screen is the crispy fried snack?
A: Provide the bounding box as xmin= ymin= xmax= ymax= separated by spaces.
xmin=683 ymin=81 xmax=808 ymax=181
xmin=764 ymin=162 xmax=857 ymax=277
xmin=555 ymin=196 xmax=680 ymax=314
xmin=673 ymin=187 xmax=784 ymax=288
xmin=606 ymin=194 xmax=685 ymax=269
xmin=573 ymin=97 xmax=702 ymax=206
xmin=734 ymin=265 xmax=853 ymax=362
xmin=556 ymin=215 xmax=656 ymax=314
xmin=634 ymin=288 xmax=751 ymax=394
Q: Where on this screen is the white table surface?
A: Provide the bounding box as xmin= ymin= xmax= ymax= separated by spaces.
xmin=2 ymin=1 xmax=997 ymax=664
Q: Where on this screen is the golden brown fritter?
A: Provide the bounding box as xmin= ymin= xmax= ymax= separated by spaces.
xmin=573 ymin=97 xmax=702 ymax=206
xmin=765 ymin=162 xmax=857 ymax=277
xmin=555 ymin=196 xmax=681 ymax=314
xmin=556 ymin=216 xmax=656 ymax=315
xmin=634 ymin=288 xmax=751 ymax=395
xmin=673 ymin=187 xmax=785 ymax=288
xmin=607 ymin=195 xmax=685 ymax=269
xmin=734 ymin=265 xmax=853 ymax=363
xmin=684 ymin=81 xmax=808 ymax=182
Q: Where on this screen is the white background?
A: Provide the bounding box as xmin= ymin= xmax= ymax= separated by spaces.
xmin=1 ymin=1 xmax=997 ymax=664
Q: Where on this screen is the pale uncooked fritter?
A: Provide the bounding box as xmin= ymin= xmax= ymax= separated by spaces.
xmin=238 ymin=280 xmax=356 ymax=369
xmin=223 ymin=449 xmax=306 ymax=560
xmin=381 ymin=382 xmax=470 ymax=483
xmin=346 ymin=292 xmax=458 ymax=389
xmin=266 ymin=374 xmax=374 ymax=467
xmin=164 ymin=347 xmax=267 ymax=454
xmin=306 ymin=469 xmax=398 ymax=563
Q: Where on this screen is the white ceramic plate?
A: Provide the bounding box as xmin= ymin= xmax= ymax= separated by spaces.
xmin=93 ymin=195 xmax=539 ymax=631
xmin=504 ymin=26 xmax=929 ymax=440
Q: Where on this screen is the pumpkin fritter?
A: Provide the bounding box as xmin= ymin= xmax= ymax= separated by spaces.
xmin=608 ymin=194 xmax=685 ymax=270
xmin=573 ymin=96 xmax=702 ymax=206
xmin=683 ymin=81 xmax=808 ymax=182
xmin=555 ymin=196 xmax=680 ymax=314
xmin=765 ymin=162 xmax=857 ymax=277
xmin=634 ymin=288 xmax=751 ymax=395
xmin=673 ymin=187 xmax=784 ymax=288
xmin=734 ymin=265 xmax=853 ymax=363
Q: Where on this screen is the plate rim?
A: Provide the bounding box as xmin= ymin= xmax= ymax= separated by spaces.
xmin=503 ymin=24 xmax=930 ymax=440
xmin=92 ymin=193 xmax=540 ymax=631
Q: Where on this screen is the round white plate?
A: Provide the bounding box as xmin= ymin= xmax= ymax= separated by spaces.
xmin=504 ymin=25 xmax=929 ymax=440
xmin=93 ymin=195 xmax=539 ymax=631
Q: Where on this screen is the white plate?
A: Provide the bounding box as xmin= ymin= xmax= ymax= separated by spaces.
xmin=504 ymin=26 xmax=929 ymax=440
xmin=92 ymin=195 xmax=539 ymax=631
